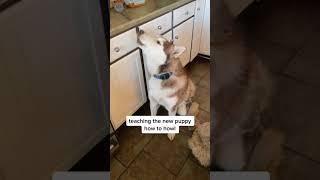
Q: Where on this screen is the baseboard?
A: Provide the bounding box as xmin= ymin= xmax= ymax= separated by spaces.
xmin=198 ymin=54 xmax=211 ymax=60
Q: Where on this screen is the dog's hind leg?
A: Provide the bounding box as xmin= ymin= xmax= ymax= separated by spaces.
xmin=149 ymin=96 xmax=159 ymax=116
xmin=177 ymin=102 xmax=187 ymax=116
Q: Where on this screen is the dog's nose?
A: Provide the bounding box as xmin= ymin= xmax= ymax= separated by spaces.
xmin=136 ymin=27 xmax=144 ymax=35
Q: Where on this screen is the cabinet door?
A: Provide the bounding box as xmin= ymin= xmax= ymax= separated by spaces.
xmin=173 ymin=17 xmax=194 ymax=67
xmin=110 ymin=50 xmax=147 ymax=130
xmin=191 ymin=0 xmax=206 ymax=60
xmin=199 ymin=0 xmax=210 ymax=56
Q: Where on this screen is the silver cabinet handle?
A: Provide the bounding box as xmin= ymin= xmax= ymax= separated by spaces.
xmin=114 ymin=47 xmax=120 ymax=52
xmin=197 ymin=7 xmax=200 ymax=11
xmin=175 ymin=35 xmax=179 ymax=40
xmin=157 ymin=25 xmax=162 ymax=30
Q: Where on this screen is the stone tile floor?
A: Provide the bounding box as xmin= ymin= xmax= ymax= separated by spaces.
xmin=238 ymin=0 xmax=320 ymax=179
xmin=111 ymin=57 xmax=210 ymax=180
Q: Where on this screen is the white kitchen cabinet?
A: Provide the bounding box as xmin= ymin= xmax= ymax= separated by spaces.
xmin=173 ymin=17 xmax=194 ymax=66
xmin=199 ymin=0 xmax=210 ymax=56
xmin=110 ymin=50 xmax=147 ymax=130
xmin=191 ymin=0 xmax=206 ymax=60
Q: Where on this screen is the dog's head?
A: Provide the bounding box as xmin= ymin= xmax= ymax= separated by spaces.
xmin=136 ymin=28 xmax=186 ymax=64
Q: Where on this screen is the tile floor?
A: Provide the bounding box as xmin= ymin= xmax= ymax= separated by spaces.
xmin=237 ymin=0 xmax=320 ymax=179
xmin=110 ymin=57 xmax=210 ymax=180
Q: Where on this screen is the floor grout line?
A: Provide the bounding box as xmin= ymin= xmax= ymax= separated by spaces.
xmin=113 ymin=156 xmax=127 ymax=169
xmin=175 ymin=152 xmax=193 ymax=177
xmin=283 ymin=145 xmax=320 ymax=166
xmin=116 ymin=144 xmax=148 ymax=180
xmin=278 ymin=48 xmax=301 ymax=74
xmin=142 ymin=149 xmax=179 ymax=177
xmin=142 ymin=132 xmax=193 ymax=176
xmin=114 ymin=134 xmax=155 ymax=179
xmin=275 ymin=71 xmax=320 ymax=88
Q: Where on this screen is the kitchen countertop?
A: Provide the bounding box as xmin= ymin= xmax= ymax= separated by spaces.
xmin=110 ymin=0 xmax=194 ymax=37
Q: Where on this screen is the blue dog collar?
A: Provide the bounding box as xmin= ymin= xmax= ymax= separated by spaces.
xmin=153 ymin=72 xmax=173 ymax=80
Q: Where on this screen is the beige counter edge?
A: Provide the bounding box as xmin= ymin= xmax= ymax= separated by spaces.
xmin=110 ymin=0 xmax=194 ymax=37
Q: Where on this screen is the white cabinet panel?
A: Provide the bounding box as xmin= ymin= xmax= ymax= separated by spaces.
xmin=110 ymin=28 xmax=138 ymax=63
xmin=139 ymin=12 xmax=172 ymax=35
xmin=110 ymin=50 xmax=147 ymax=129
xmin=191 ymin=0 xmax=206 ymax=60
xmin=163 ymin=30 xmax=172 ymax=41
xmin=199 ymin=0 xmax=210 ymax=56
xmin=173 ymin=17 xmax=194 ymax=66
xmin=173 ymin=1 xmax=196 ymax=26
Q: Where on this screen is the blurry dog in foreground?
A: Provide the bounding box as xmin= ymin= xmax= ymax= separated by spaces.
xmin=211 ymin=1 xmax=284 ymax=176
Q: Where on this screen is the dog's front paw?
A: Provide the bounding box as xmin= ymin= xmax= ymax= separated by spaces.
xmin=167 ymin=133 xmax=175 ymax=141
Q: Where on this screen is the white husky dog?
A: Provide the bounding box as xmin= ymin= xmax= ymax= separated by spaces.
xmin=136 ymin=28 xmax=196 ymax=141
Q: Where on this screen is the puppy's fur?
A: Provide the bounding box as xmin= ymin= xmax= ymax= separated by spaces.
xmin=186 ymin=102 xmax=211 ymax=167
xmin=137 ymin=29 xmax=196 ymax=141
xmin=189 ymin=121 xmax=210 ymax=167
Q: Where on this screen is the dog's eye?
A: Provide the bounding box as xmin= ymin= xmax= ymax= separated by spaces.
xmin=156 ymin=40 xmax=161 ymax=45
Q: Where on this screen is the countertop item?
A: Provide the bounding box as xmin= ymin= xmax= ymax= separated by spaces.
xmin=124 ymin=0 xmax=146 ymax=8
xmin=110 ymin=0 xmax=194 ymax=37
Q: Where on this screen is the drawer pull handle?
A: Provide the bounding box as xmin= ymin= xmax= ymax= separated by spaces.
xmin=185 ymin=11 xmax=189 ymax=15
xmin=114 ymin=47 xmax=120 ymax=52
xmin=157 ymin=25 xmax=162 ymax=30
xmin=197 ymin=7 xmax=200 ymax=11
xmin=175 ymin=35 xmax=179 ymax=40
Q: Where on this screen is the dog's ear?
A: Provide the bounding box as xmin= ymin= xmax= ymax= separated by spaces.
xmin=172 ymin=46 xmax=186 ymax=58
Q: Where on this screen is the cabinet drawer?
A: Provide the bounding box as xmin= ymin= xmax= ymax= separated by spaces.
xmin=139 ymin=12 xmax=172 ymax=35
xmin=173 ymin=1 xmax=196 ymax=26
xmin=110 ymin=28 xmax=138 ymax=63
